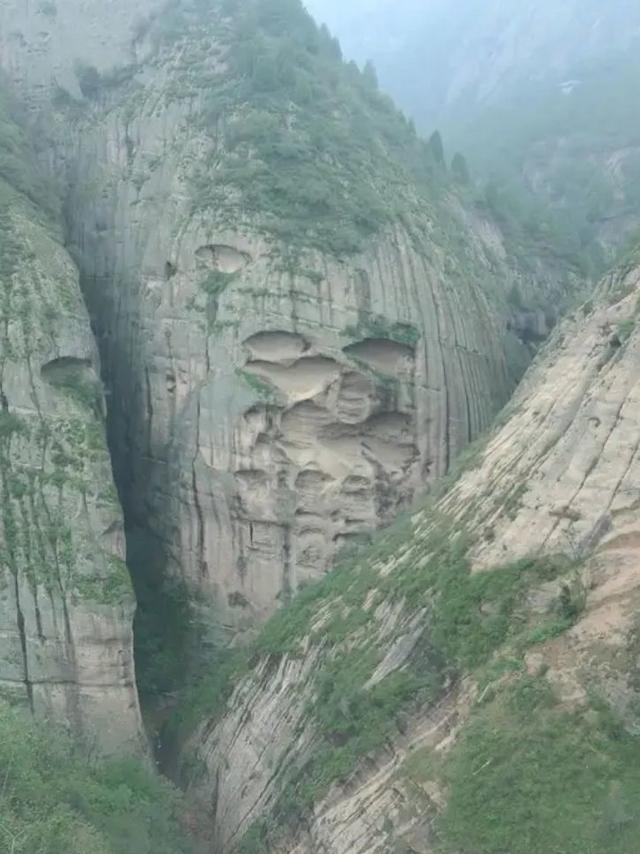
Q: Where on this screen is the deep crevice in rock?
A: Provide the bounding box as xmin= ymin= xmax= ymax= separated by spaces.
xmin=71 ymin=258 xmax=200 ymax=773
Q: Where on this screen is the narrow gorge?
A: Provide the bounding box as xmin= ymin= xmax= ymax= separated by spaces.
xmin=0 ymin=1 xmax=638 ymax=853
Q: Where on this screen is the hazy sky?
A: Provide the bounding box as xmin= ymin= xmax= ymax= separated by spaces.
xmin=302 ymin=0 xmax=429 ymax=61
xmin=302 ymin=0 xmax=640 ymax=137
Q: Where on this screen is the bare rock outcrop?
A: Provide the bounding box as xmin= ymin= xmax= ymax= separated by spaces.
xmin=189 ymin=252 xmax=640 ymax=852
xmin=56 ymin=10 xmax=547 ymax=641
xmin=79 ymin=213 xmax=511 ymax=641
xmin=0 ymin=100 xmax=144 ymax=753
xmin=0 ymin=1 xmax=580 ymax=646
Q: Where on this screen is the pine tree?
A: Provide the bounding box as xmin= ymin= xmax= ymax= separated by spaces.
xmin=452 ymin=152 xmax=471 ymax=184
xmin=363 ymin=60 xmax=379 ymax=90
xmin=428 ymin=130 xmax=445 ymax=167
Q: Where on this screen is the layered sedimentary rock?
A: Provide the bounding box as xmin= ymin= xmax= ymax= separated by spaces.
xmin=445 ymin=258 xmax=640 ymax=569
xmin=0 ymin=89 xmax=144 ymax=753
xmin=190 ymin=252 xmax=640 ymax=852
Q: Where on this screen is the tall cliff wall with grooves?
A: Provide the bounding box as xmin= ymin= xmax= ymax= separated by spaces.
xmin=0 ymin=84 xmax=144 ymax=753
xmin=187 ymin=249 xmax=640 ymax=854
xmin=0 ymin=0 xmax=579 ymax=651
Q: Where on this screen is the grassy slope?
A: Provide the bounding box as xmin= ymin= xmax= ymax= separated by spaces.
xmin=181 ymin=497 xmax=602 ymax=846
xmin=182 ymin=424 xmax=640 ymax=852
xmin=433 ymin=678 xmax=640 ymax=854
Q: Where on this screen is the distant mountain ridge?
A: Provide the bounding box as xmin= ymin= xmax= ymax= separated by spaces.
xmin=304 ymin=0 xmax=640 ymax=125
xmin=305 ymin=0 xmax=640 ymax=267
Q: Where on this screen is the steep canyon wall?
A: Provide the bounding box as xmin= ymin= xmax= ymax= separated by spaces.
xmin=0 ymin=84 xmax=144 ymax=752
xmin=0 ymin=0 xmax=577 ymax=651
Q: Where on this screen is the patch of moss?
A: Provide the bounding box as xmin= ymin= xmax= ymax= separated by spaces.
xmin=200 ymin=269 xmax=237 ymax=298
xmin=502 ymin=480 xmax=528 ymax=521
xmin=59 ymin=376 xmax=103 ymax=411
xmin=74 ymin=556 xmax=133 ymax=605
xmin=191 ymin=489 xmax=583 ymax=841
xmin=344 ymin=315 xmax=420 ymax=346
xmin=237 ymin=822 xmax=270 ymax=854
xmin=616 ymin=314 xmax=637 ymax=344
xmin=237 ymin=368 xmax=278 ymax=401
xmin=0 ymin=411 xmax=28 ymax=439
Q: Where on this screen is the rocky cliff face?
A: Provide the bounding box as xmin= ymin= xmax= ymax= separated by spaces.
xmin=1 ymin=0 xmax=574 ymax=647
xmin=0 ymin=85 xmax=144 ymax=752
xmin=0 ymin=0 xmax=158 ymax=96
xmin=74 ymin=194 xmax=514 ymax=643
xmin=189 ymin=250 xmax=640 ymax=852
xmin=1 ymin=3 xmax=637 ymax=851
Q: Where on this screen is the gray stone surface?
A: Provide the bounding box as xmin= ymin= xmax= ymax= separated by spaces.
xmin=0 ymin=184 xmax=145 ymax=754
xmin=190 ymin=254 xmax=640 ymax=851
xmin=0 ymin=0 xmax=576 ymax=647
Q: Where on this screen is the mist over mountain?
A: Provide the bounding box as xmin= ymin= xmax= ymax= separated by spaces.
xmin=1 ymin=1 xmax=640 ymax=852
xmin=304 ymin=0 xmax=640 ymax=127
xmin=305 ymin=0 xmax=640 ymax=267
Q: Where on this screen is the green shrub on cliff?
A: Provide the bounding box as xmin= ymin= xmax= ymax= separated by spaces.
xmin=150 ymin=0 xmax=448 ymax=256
xmin=0 ymin=87 xmax=57 ymax=217
xmin=0 ymin=704 xmax=193 ymax=854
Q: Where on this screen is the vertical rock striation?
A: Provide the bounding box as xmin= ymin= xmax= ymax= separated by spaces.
xmin=0 ymin=0 xmax=576 ymax=644
xmin=189 ymin=250 xmax=640 ymax=853
xmin=66 ymin=109 xmax=520 ymax=641
xmin=0 ymin=85 xmax=144 ymax=752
